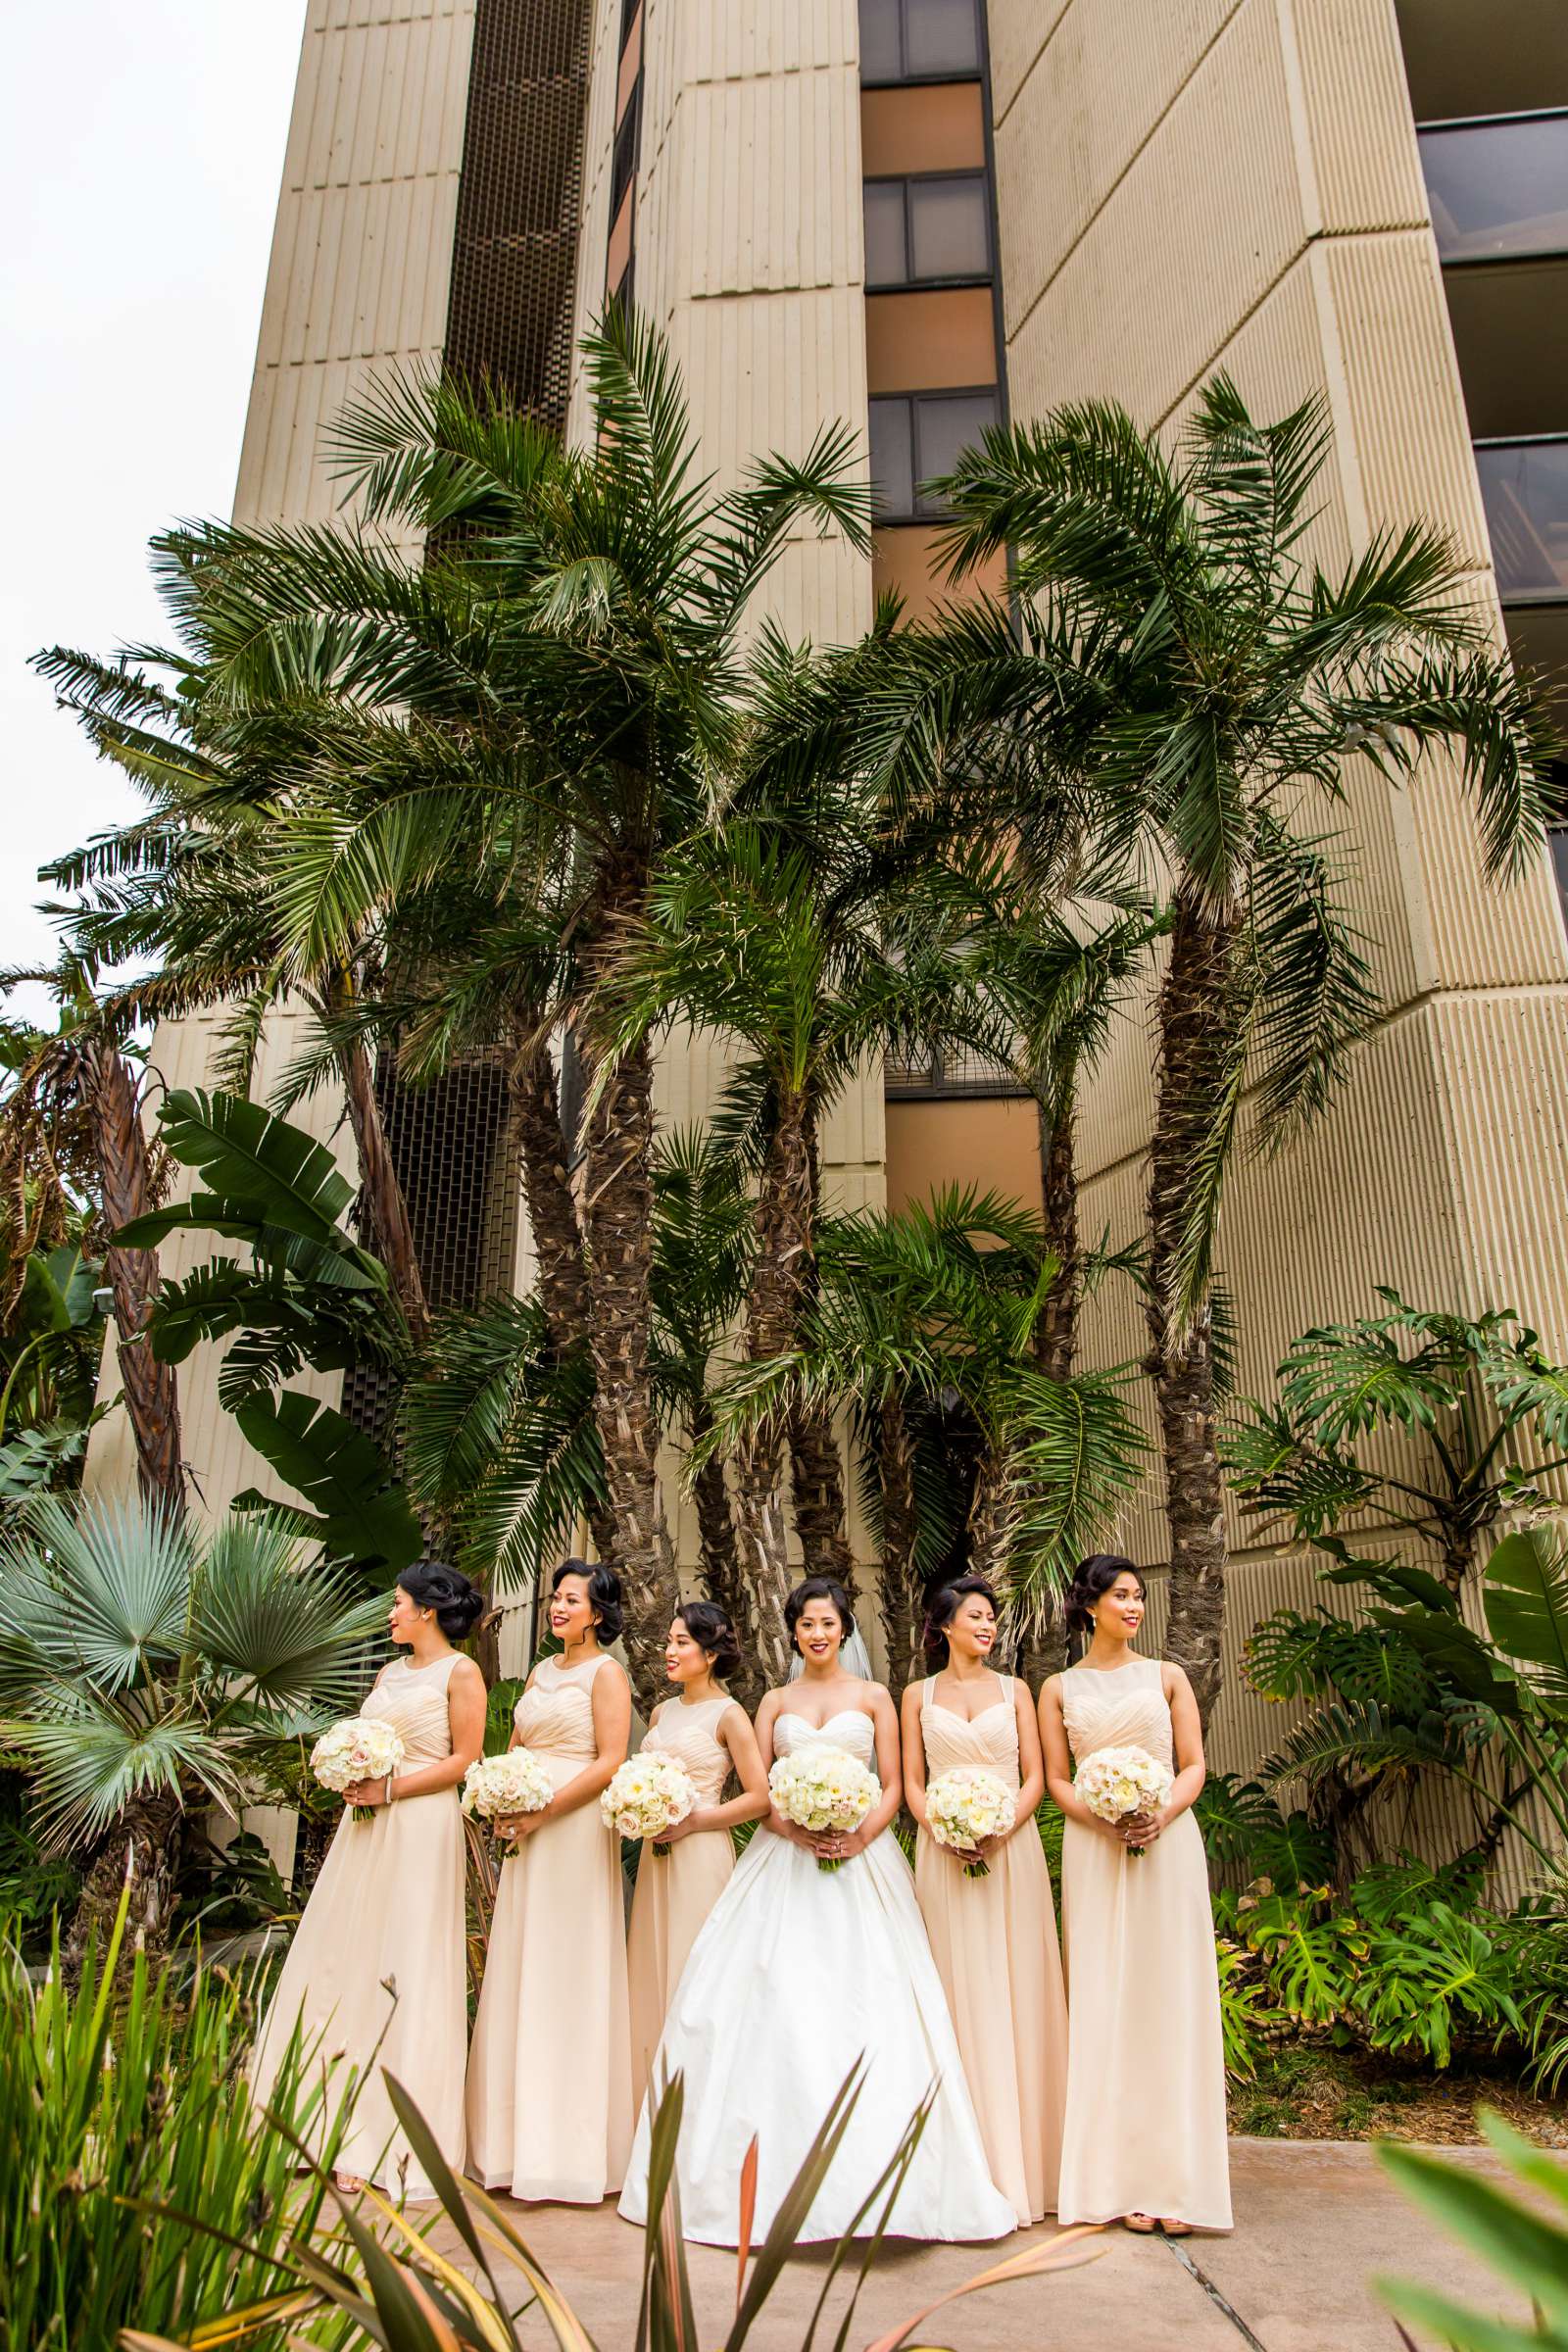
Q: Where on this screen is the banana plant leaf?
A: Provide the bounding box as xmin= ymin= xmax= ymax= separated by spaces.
xmin=1486 ymin=1528 xmax=1568 ymax=1707
xmin=234 ymin=1390 xmax=421 ymax=1575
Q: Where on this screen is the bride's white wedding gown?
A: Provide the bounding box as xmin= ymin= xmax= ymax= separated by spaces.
xmin=618 ymin=1709 xmax=1017 ymax=2245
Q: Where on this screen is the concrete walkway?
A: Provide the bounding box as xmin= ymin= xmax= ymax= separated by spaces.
xmin=457 ymin=2140 xmax=1526 ymax=2350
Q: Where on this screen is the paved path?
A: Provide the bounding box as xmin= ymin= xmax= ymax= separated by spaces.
xmin=450 ymin=2139 xmax=1525 ymax=2349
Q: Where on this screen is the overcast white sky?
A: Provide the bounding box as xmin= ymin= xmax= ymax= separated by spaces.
xmin=1 ymin=3 xmax=308 ymax=1020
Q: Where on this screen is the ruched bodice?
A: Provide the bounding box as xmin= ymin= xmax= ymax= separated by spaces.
xmin=772 ymin=1707 xmax=877 ymax=1770
xmin=365 ymin=1651 xmax=460 ymax=1768
xmin=643 ymin=1695 xmax=732 ymax=1802
xmin=919 ymin=1675 xmax=1021 ymax=1791
xmin=1060 ymin=1655 xmax=1173 ymax=1770
xmin=514 ymin=1653 xmax=604 ymax=1763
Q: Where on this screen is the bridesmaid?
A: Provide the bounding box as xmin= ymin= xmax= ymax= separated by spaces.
xmin=1040 ymin=1553 xmax=1232 ymax=2235
xmin=466 ymin=1557 xmax=634 ymax=2203
xmin=901 ymin=1576 xmax=1067 ymax=2226
xmin=250 ymin=1559 xmax=487 ymax=2200
xmin=626 ymin=1600 xmax=769 ymax=2114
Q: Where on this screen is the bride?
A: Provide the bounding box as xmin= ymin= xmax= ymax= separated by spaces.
xmin=618 ymin=1577 xmax=1016 ymax=2246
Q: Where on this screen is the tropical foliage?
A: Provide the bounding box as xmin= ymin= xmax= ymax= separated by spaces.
xmin=1378 ymin=2112 xmax=1568 ymax=2350
xmin=0 ymin=1491 xmax=382 ymax=1958
xmin=2 ymin=1896 xmax=352 ymax=2352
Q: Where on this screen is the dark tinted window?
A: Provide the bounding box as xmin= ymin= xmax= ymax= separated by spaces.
xmin=909 ymin=175 xmax=990 ymax=277
xmin=1476 ymin=438 xmax=1568 ymax=598
xmin=1420 ymin=115 xmax=1568 ymax=263
xmin=869 ymin=399 xmax=916 ymax=517
xmin=915 ymin=389 xmax=998 ymax=505
xmin=859 ymin=0 xmax=980 ymax=82
xmin=864 ymin=181 xmax=909 ymax=286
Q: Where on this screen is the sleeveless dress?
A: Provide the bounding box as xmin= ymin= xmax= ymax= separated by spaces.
xmin=914 ymin=1674 xmax=1068 ymax=2224
xmin=626 ymin=1694 xmax=737 ymax=2116
xmin=465 ymin=1652 xmax=634 ymax=2202
xmin=618 ymin=1707 xmax=1016 ymax=2246
xmin=249 ymin=1650 xmax=467 ymax=2200
xmin=1056 ymin=1654 xmax=1232 ymax=2230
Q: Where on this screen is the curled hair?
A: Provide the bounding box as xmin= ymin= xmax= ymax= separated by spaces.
xmin=672 ymin=1599 xmax=743 ymax=1684
xmin=552 ymin=1556 xmax=623 ymax=1643
xmin=397 ymin=1558 xmax=486 ymax=1642
xmin=783 ymin=1575 xmax=857 ymax=1648
xmin=1064 ymin=1553 xmax=1145 ymax=1637
xmin=921 ymin=1575 xmax=1001 ymax=1666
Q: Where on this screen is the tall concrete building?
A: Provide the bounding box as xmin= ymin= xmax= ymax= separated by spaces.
xmin=92 ymin=0 xmax=1568 ymax=1797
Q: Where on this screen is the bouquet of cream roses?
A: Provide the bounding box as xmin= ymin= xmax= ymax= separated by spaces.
xmin=1074 ymin=1744 xmax=1173 ymax=1858
xmin=768 ymin=1745 xmax=879 ymax=1873
xmin=461 ymin=1747 xmax=555 ymax=1840
xmin=310 ymin=1716 xmax=407 ymax=1823
xmin=926 ymin=1766 xmax=1016 ymax=1877
xmin=601 ymin=1751 xmax=696 ymax=1854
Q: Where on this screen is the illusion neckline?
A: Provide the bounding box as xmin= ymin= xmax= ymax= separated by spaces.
xmin=1070 ymin=1654 xmax=1151 ymax=1677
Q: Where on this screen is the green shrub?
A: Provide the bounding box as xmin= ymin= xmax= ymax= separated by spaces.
xmin=1 ymin=1898 xmax=352 ymax=2352
xmin=1378 ymin=2111 xmax=1568 ymax=2348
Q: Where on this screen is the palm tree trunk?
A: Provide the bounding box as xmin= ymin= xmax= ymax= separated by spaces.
xmin=64 ymin=1786 xmax=184 ymax=1982
xmin=689 ymin=1395 xmax=765 ymax=1712
xmin=1145 ymin=890 xmax=1236 ymax=1728
xmin=1036 ymin=1087 xmax=1079 ymax=1384
xmin=788 ymin=1108 xmax=856 ymax=1585
xmin=90 ymin=1044 xmax=182 ymax=1509
xmin=730 ymin=1089 xmax=815 ymax=1688
xmin=510 ymin=1033 xmax=618 ymax=1571
xmin=341 ymin=1036 xmax=430 ymax=1351
xmin=966 ymin=1439 xmax=1018 ymax=1586
xmin=576 ymin=1011 xmax=676 ymax=1712
xmin=877 ymin=1394 xmax=923 ymax=1695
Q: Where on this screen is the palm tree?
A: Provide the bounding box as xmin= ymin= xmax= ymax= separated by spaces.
xmin=0 ymin=1491 xmax=382 ymax=1963
xmin=0 ymin=959 xmax=184 ymax=1509
xmin=601 ymin=803 xmax=1013 ymax=1684
xmin=920 ymin=378 xmax=1555 ymax=1721
xmin=119 ymin=309 xmax=871 ymax=1701
xmin=706 ymin=1186 xmax=1147 ymax=1692
xmin=32 ymin=651 xmax=434 ymax=1353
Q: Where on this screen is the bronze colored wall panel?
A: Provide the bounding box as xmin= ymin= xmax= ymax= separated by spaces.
xmin=859 ymin=80 xmax=986 ymax=175
xmin=866 ymin=285 xmax=996 ymax=392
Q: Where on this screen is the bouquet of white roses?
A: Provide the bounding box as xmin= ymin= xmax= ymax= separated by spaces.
xmin=462 ymin=1747 xmax=555 ymax=1839
xmin=768 ymin=1744 xmax=879 ymax=1873
xmin=601 ymin=1751 xmax=696 ymax=1854
xmin=1074 ymin=1744 xmax=1173 ymax=1858
xmin=926 ymin=1766 xmax=1016 ymax=1877
xmin=311 ymin=1716 xmax=407 ymax=1823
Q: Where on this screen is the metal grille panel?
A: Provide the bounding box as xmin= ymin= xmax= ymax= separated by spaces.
xmin=444 ymin=0 xmax=594 ymax=426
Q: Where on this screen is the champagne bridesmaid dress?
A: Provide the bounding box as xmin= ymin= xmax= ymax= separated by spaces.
xmin=250 ymin=1650 xmax=466 ymax=2200
xmin=466 ymin=1652 xmax=634 ymax=2201
xmin=626 ymin=1694 xmax=737 ymax=2116
xmin=1056 ymin=1654 xmax=1232 ymax=2230
xmin=913 ymin=1674 xmax=1068 ymax=2224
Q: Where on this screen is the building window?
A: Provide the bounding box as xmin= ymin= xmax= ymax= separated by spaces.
xmin=618 ymin=0 xmax=640 ymax=54
xmin=1419 ymin=110 xmax=1568 ymax=264
xmin=611 ymin=79 xmax=641 ymax=220
xmin=1475 ymin=436 xmax=1568 ymax=599
xmin=863 ymin=173 xmax=992 ymax=288
xmin=869 ymin=388 xmax=999 ymax=519
xmin=612 ymin=254 xmax=636 ymax=317
xmin=858 ymin=0 xmax=982 ymax=86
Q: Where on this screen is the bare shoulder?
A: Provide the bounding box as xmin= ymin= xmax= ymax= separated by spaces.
xmin=1039 ymin=1671 xmax=1065 ymax=1708
xmin=448 ymin=1654 xmax=486 ymax=1691
xmin=1162 ymin=1659 xmax=1195 ymax=1701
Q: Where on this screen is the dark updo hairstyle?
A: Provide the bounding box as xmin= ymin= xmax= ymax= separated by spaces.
xmin=1064 ymin=1552 xmax=1146 ymax=1649
xmin=783 ymin=1575 xmax=857 ymax=1650
xmin=922 ymin=1575 xmax=1001 ymax=1666
xmin=672 ymin=1599 xmax=743 ymax=1684
xmin=552 ymin=1556 xmax=623 ymax=1643
xmin=397 ymin=1557 xmax=486 ymax=1642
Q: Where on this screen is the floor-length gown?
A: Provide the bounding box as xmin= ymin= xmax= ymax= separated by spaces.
xmin=466 ymin=1652 xmax=633 ymax=2201
xmin=913 ymin=1675 xmax=1067 ymax=2224
xmin=250 ymin=1650 xmax=466 ymax=2200
xmin=619 ymin=1709 xmax=1016 ymax=2246
xmin=1056 ymin=1654 xmax=1232 ymax=2230
xmin=626 ymin=1694 xmax=736 ymax=2116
